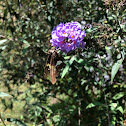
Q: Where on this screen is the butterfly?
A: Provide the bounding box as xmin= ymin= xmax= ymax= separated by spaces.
xmin=44 ymin=47 xmax=65 ymax=84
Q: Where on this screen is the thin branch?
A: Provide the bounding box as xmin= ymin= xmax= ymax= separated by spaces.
xmin=78 ymin=101 xmax=81 ymax=126
xmin=0 ymin=113 xmax=6 ymax=126
xmin=104 ymin=90 xmax=110 ymax=126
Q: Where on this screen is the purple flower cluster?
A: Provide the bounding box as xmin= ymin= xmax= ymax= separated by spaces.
xmin=50 ymin=22 xmax=86 ymax=53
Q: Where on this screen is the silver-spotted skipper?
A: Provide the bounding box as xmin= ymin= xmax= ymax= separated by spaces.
xmin=44 ymin=47 xmax=65 ymax=84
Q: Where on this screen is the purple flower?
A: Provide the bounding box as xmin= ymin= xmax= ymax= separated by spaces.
xmin=50 ymin=22 xmax=86 ymax=53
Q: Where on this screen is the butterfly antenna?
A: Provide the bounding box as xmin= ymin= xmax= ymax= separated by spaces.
xmin=48 ymin=37 xmax=51 ymax=50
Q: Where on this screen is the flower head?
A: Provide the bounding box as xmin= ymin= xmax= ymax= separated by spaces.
xmin=50 ymin=22 xmax=86 ymax=53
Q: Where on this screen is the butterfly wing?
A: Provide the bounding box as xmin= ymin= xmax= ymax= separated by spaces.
xmin=44 ymin=49 xmax=65 ymax=84
xmin=55 ymin=56 xmax=65 ymax=77
xmin=50 ymin=51 xmax=57 ymax=84
xmin=44 ymin=54 xmax=51 ymax=80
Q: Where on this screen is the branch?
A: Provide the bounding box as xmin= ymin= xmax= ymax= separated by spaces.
xmin=0 ymin=113 xmax=6 ymax=126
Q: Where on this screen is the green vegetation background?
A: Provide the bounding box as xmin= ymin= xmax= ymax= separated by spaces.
xmin=0 ymin=0 xmax=126 ymax=126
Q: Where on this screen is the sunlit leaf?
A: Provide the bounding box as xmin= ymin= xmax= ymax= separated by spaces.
xmin=111 ymin=50 xmax=125 ymax=83
xmin=61 ymin=64 xmax=70 ymax=78
xmin=105 ymin=46 xmax=112 ymax=55
xmin=116 ymin=106 xmax=124 ymax=114
xmin=0 ymin=39 xmax=8 ymax=44
xmin=7 ymin=118 xmax=27 ymax=126
xmin=85 ymin=27 xmax=98 ymax=33
xmin=0 ymin=92 xmax=11 ymax=97
xmin=109 ymin=103 xmax=118 ymax=107
xmin=61 ymin=56 xmax=76 ymax=78
xmin=86 ymin=102 xmax=105 ymax=109
xmin=112 ymin=92 xmax=124 ymax=100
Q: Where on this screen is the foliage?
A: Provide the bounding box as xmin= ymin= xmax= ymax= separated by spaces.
xmin=0 ymin=92 xmax=11 ymax=97
xmin=0 ymin=0 xmax=126 ymax=126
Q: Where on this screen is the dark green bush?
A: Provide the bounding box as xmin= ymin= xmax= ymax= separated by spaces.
xmin=0 ymin=0 xmax=126 ymax=125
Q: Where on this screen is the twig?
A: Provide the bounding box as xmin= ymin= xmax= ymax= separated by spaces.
xmin=0 ymin=113 xmax=6 ymax=126
xmin=0 ymin=34 xmax=14 ymax=41
xmin=78 ymin=101 xmax=81 ymax=126
xmin=104 ymin=90 xmax=110 ymax=126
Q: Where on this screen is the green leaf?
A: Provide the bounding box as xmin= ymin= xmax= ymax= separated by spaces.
xmin=86 ymin=102 xmax=105 ymax=109
xmin=116 ymin=106 xmax=124 ymax=114
xmin=0 ymin=92 xmax=11 ymax=97
xmin=22 ymin=40 xmax=29 ymax=44
xmin=53 ymin=115 xmax=60 ymax=122
xmin=109 ymin=103 xmax=118 ymax=108
xmin=109 ymin=103 xmax=118 ymax=111
xmin=64 ymin=56 xmax=71 ymax=60
xmin=112 ymin=92 xmax=124 ymax=100
xmin=61 ymin=64 xmax=70 ymax=78
xmin=61 ymin=56 xmax=76 ymax=78
xmin=69 ymin=56 xmax=76 ymax=64
xmin=108 ymin=16 xmax=113 ymax=20
xmin=120 ymin=23 xmax=126 ymax=32
xmin=6 ymin=118 xmax=27 ymax=126
xmin=23 ymin=45 xmax=30 ymax=55
xmin=18 ymin=38 xmax=30 ymax=45
xmin=75 ymin=58 xmax=84 ymax=64
xmin=105 ymin=46 xmax=112 ymax=55
xmin=110 ymin=120 xmax=116 ymax=126
xmin=111 ymin=50 xmax=125 ymax=83
xmin=0 ymin=39 xmax=8 ymax=45
xmin=48 ymin=16 xmax=51 ymax=22
xmin=85 ymin=27 xmax=98 ymax=33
